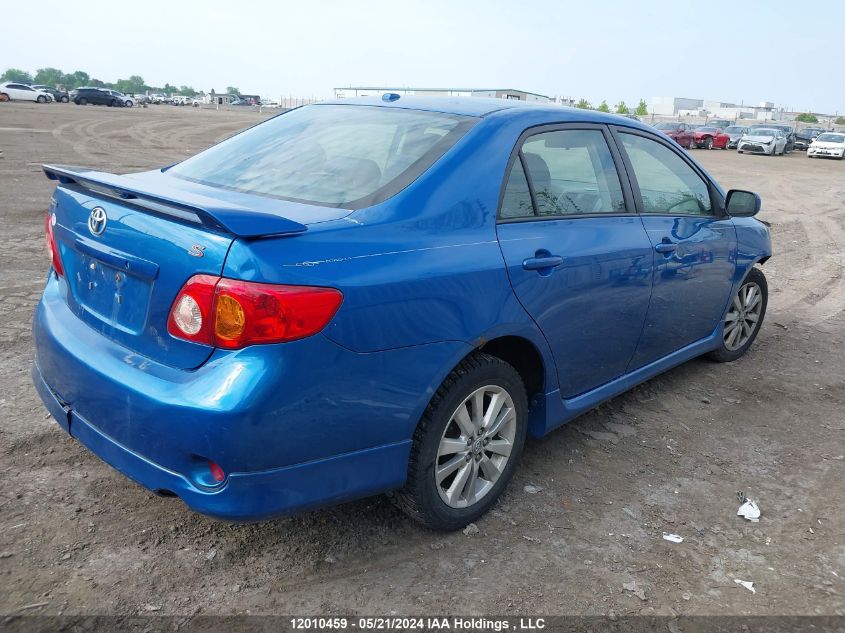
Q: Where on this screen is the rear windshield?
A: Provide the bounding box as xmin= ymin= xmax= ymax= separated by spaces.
xmin=169 ymin=105 xmax=476 ymax=209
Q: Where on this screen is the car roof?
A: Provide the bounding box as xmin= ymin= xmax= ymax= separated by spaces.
xmin=315 ymin=96 xmax=656 ymax=129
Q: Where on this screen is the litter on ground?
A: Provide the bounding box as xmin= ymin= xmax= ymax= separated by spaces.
xmin=662 ymin=533 xmax=684 ymax=543
xmin=734 ymin=579 xmax=756 ymax=594
xmin=738 ymin=500 xmax=761 ymax=522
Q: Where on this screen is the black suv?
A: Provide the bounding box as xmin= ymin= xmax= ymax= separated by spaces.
xmin=73 ymin=87 xmax=124 ymax=107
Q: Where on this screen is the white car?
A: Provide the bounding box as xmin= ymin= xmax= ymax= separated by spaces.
xmin=737 ymin=128 xmax=787 ymax=156
xmin=807 ymin=132 xmax=845 ymax=160
xmin=0 ymin=82 xmax=53 ymax=103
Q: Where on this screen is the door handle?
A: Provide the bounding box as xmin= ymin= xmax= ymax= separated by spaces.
xmin=654 ymin=242 xmax=677 ymax=254
xmin=523 ymin=255 xmax=563 ymax=271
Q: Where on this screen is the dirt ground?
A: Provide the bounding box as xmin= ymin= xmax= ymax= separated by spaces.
xmin=0 ymin=102 xmax=843 ymax=618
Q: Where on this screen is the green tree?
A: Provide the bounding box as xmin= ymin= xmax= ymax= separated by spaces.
xmin=575 ymin=98 xmax=592 ymax=109
xmin=89 ymin=78 xmax=106 ymax=87
xmin=114 ymin=76 xmax=146 ymax=94
xmin=597 ymin=100 xmax=610 ymax=113
xmin=836 ymin=116 xmax=845 ymax=125
xmin=1 ymin=68 xmax=33 ymax=83
xmin=635 ymin=98 xmax=648 ymax=116
xmin=34 ymin=67 xmax=64 ymax=86
xmin=177 ymin=85 xmax=196 ymax=96
xmin=65 ymin=70 xmax=90 ymax=89
xmin=794 ymin=112 xmax=818 ymax=123
xmin=226 ymin=86 xmax=240 ymax=96
xmin=615 ymin=101 xmax=630 ymax=115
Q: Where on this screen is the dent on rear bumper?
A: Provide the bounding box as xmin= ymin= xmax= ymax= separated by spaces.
xmin=33 ymin=275 xmax=470 ymax=520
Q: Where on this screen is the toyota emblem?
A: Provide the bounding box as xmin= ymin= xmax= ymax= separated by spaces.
xmin=88 ymin=207 xmax=107 ymax=236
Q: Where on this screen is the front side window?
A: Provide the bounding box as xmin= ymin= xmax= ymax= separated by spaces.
xmin=170 ymin=105 xmax=475 ymax=209
xmin=499 ymin=129 xmax=626 ymax=218
xmin=620 ymin=133 xmax=712 ymax=216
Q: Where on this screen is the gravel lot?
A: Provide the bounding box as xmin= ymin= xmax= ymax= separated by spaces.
xmin=1 ymin=103 xmax=843 ymax=617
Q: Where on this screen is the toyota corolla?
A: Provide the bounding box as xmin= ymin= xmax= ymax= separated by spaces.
xmin=33 ymin=97 xmax=771 ymax=530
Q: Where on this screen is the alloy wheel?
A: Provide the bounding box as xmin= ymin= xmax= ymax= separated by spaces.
xmin=724 ymin=281 xmax=763 ymax=351
xmin=435 ymin=385 xmax=517 ymax=508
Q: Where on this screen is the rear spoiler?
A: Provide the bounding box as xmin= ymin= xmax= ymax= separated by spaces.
xmin=43 ymin=164 xmax=308 ymax=238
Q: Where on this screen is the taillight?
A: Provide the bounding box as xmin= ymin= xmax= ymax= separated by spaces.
xmin=44 ymin=213 xmax=64 ymax=276
xmin=167 ymin=275 xmax=343 ymax=350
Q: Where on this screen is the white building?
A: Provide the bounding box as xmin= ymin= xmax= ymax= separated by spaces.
xmin=650 ymin=96 xmax=704 ymax=115
xmin=652 ymin=96 xmax=783 ymax=120
xmin=333 ymin=86 xmax=551 ymax=103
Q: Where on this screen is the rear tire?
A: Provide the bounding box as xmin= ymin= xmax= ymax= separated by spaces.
xmin=61 ymin=96 xmax=69 ymax=103
xmin=708 ymin=267 xmax=767 ymax=363
xmin=391 ymin=352 xmax=528 ymax=531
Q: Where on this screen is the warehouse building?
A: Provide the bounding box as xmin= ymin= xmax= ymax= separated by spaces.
xmin=333 ymin=86 xmax=551 ymax=103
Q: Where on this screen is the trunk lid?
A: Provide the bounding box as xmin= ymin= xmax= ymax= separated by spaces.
xmin=44 ymin=165 xmax=321 ymax=369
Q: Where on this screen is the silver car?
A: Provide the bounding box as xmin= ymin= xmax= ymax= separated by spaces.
xmin=737 ymin=127 xmax=787 ymax=156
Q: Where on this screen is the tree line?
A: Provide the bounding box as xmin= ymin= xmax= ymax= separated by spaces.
xmin=575 ymin=98 xmax=649 ymax=116
xmin=0 ymin=67 xmax=240 ymax=97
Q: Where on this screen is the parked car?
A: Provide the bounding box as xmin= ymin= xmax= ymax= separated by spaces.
xmin=73 ymin=87 xmax=123 ymax=106
xmin=34 ymin=97 xmax=771 ymax=530
xmin=148 ymin=93 xmax=168 ymax=104
xmin=693 ymin=126 xmax=730 ymax=149
xmin=807 ymin=132 xmax=845 ymax=159
xmin=31 ymin=84 xmax=69 ymax=103
xmin=738 ymin=127 xmax=788 ymax=155
xmin=749 ymin=124 xmax=795 ymax=153
xmin=102 ymin=90 xmax=133 ymax=107
xmin=653 ymin=122 xmax=695 ymax=149
xmin=132 ymin=94 xmax=152 ymax=105
xmin=705 ymin=119 xmax=733 ymax=129
xmin=793 ymin=127 xmax=825 ymax=151
xmin=0 ymin=82 xmax=52 ymax=102
xmin=723 ymin=125 xmax=748 ymax=149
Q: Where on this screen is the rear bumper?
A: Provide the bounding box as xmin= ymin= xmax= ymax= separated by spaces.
xmin=33 ymin=362 xmax=408 ymax=521
xmin=32 ymin=275 xmax=467 ymax=520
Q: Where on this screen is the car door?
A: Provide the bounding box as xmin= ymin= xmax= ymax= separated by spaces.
xmin=677 ymin=124 xmax=691 ymax=147
xmin=611 ymin=127 xmax=736 ymax=368
xmin=496 ymin=125 xmax=654 ymax=398
xmin=8 ymin=84 xmax=31 ymax=100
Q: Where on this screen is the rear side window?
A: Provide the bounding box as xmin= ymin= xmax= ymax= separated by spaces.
xmin=499 ymin=158 xmax=534 ymax=218
xmin=619 ymin=133 xmax=712 ymax=216
xmin=169 ymin=105 xmax=476 ymax=209
xmin=499 ymin=129 xmax=626 ymax=218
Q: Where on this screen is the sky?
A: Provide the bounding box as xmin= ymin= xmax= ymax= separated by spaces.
xmin=2 ymin=0 xmax=844 ymax=114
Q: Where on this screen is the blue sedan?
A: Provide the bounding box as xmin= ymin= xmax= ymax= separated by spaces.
xmin=33 ymin=95 xmax=771 ymax=530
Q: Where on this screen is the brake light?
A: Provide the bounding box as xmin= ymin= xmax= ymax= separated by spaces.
xmin=44 ymin=213 xmax=64 ymax=276
xmin=167 ymin=275 xmax=343 ymax=349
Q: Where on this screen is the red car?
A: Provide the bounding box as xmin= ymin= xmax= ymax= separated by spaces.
xmin=693 ymin=126 xmax=730 ymax=149
xmin=654 ymin=122 xmax=695 ymax=149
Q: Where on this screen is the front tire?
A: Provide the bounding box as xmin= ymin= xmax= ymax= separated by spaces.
xmin=37 ymin=95 xmax=46 ymax=103
xmin=391 ymin=352 xmax=528 ymax=531
xmin=704 ymin=137 xmax=713 ymax=150
xmin=708 ymin=268 xmax=767 ymax=363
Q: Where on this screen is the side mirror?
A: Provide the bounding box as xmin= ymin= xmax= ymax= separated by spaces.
xmin=726 ymin=190 xmax=761 ymax=217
